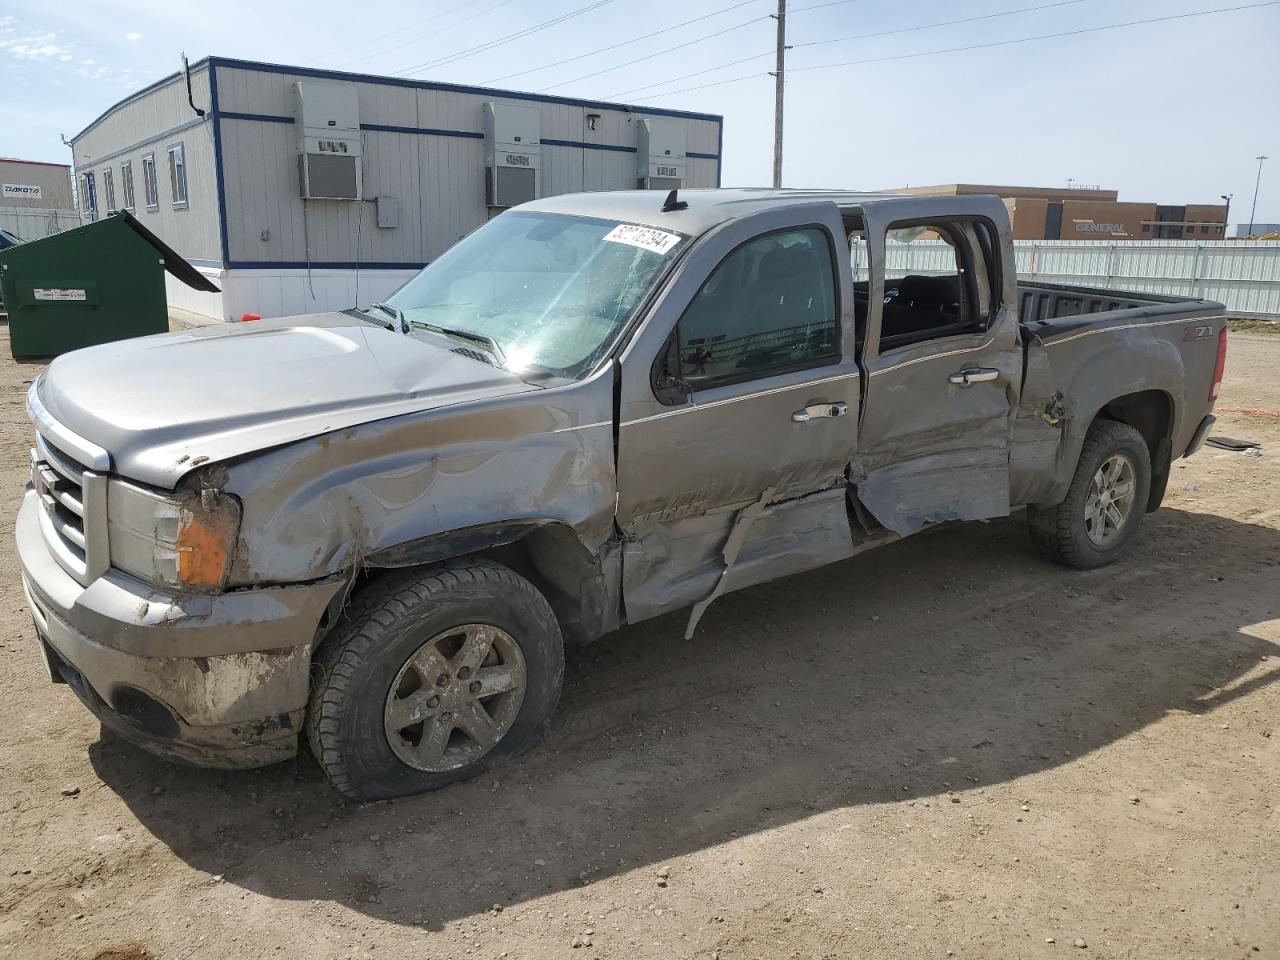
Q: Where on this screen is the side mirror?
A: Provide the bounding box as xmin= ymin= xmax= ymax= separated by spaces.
xmin=651 ymin=334 xmax=694 ymax=405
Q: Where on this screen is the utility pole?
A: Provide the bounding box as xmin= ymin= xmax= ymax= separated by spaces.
xmin=1247 ymin=154 xmax=1268 ymax=237
xmin=1220 ymin=194 xmax=1232 ymax=238
xmin=770 ymin=0 xmax=786 ymax=189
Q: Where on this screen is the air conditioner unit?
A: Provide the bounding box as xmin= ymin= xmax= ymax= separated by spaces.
xmin=636 ymin=118 xmax=686 ymax=191
xmin=295 ymin=81 xmax=362 ymax=201
xmin=483 ymin=101 xmax=540 ymax=208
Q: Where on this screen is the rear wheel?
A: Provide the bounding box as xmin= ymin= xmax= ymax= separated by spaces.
xmin=306 ymin=559 xmax=564 ymax=800
xmin=1028 ymin=419 xmax=1151 ymax=570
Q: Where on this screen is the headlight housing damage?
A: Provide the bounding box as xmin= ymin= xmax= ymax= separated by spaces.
xmin=107 ymin=479 xmax=241 ymax=591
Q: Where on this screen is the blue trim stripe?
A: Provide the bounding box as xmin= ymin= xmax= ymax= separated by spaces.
xmin=210 ymin=66 xmax=230 ymax=267
xmin=541 ymin=138 xmax=635 ymax=153
xmin=716 ymin=119 xmax=724 ymax=187
xmin=228 ymin=260 xmax=427 ymax=270
xmin=362 ymin=122 xmax=483 ymax=140
xmin=221 ymin=111 xmax=294 ymax=124
xmin=688 ymin=151 xmax=719 ymax=160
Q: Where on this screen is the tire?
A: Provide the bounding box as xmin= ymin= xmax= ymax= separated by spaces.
xmin=1028 ymin=419 xmax=1152 ymax=570
xmin=305 ymin=559 xmax=564 ymax=800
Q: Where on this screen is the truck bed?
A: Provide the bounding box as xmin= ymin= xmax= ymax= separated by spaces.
xmin=1017 ymin=279 xmax=1219 ymax=327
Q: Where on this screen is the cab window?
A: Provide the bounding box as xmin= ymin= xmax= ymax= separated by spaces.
xmin=655 ymin=227 xmax=840 ymax=398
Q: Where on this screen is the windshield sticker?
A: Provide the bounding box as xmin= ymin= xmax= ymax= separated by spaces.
xmin=603 ymin=224 xmax=682 ymax=255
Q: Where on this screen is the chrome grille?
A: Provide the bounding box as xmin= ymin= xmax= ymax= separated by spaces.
xmin=26 ymin=381 xmax=109 ymax=585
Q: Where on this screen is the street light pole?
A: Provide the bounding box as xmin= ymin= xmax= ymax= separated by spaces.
xmin=1221 ymin=194 xmax=1232 ymax=238
xmin=1247 ymin=155 xmax=1268 ymax=237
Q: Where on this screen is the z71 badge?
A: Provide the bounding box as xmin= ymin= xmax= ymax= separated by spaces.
xmin=1183 ymin=324 xmax=1214 ymax=342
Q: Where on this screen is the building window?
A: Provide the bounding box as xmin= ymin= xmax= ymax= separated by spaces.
xmin=120 ymin=160 xmax=135 ymax=212
xmin=1200 ymin=225 xmax=1210 ymax=234
xmin=103 ymin=168 xmax=115 ymax=212
xmin=142 ymin=153 xmax=159 ymax=210
xmin=82 ymin=172 xmax=97 ymax=221
xmin=167 ymin=142 xmax=188 ymax=208
xmin=1142 ymin=223 xmax=1151 ymax=233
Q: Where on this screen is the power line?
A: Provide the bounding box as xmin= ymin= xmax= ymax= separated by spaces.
xmin=536 ymin=10 xmax=772 ymax=91
xmin=788 ymin=0 xmax=863 ymax=11
xmin=527 ymin=0 xmax=863 ymax=94
xmin=609 ymin=0 xmax=1083 ymax=100
xmin=332 ymin=0 xmax=520 ymax=71
xmin=310 ymin=0 xmax=479 ymax=64
xmin=606 ymin=49 xmax=770 ymax=99
xmin=482 ymin=0 xmax=759 ymax=85
xmin=793 ymin=0 xmax=1083 ymax=50
xmin=394 ymin=0 xmax=618 ymax=77
xmin=637 ymin=0 xmax=1280 ymax=99
xmin=791 ymin=1 xmax=1280 ymax=75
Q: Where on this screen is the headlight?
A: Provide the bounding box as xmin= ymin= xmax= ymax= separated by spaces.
xmin=107 ymin=479 xmax=241 ymax=591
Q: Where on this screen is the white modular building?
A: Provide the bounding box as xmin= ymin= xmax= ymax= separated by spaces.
xmin=69 ymin=56 xmax=724 ymax=322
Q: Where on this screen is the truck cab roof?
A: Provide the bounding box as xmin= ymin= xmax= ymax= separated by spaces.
xmin=521 ymin=188 xmax=907 ymax=236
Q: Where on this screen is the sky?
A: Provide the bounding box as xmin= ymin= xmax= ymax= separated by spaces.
xmin=2 ymin=0 xmax=1278 ymax=223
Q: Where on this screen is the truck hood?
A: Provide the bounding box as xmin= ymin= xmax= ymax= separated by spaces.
xmin=37 ymin=313 xmax=539 ymax=488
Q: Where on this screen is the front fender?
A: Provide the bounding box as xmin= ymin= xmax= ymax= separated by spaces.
xmin=222 ymin=373 xmax=617 ymax=587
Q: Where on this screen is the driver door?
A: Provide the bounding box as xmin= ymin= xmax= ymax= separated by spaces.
xmin=614 ymin=203 xmax=861 ymax=625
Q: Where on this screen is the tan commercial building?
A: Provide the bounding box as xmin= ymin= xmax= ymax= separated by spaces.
xmin=0 ymin=157 xmax=79 ymax=241
xmin=894 ymin=184 xmax=1228 ymax=241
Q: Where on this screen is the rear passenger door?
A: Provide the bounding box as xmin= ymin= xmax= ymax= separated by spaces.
xmin=852 ymin=203 xmax=1021 ymax=536
xmin=615 ymin=203 xmax=861 ymax=624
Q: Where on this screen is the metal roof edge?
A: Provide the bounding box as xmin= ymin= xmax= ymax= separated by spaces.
xmin=71 ymin=57 xmax=212 ymax=145
xmin=205 ymin=55 xmax=724 ymax=124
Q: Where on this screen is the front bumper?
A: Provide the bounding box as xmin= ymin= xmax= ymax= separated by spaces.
xmin=17 ymin=490 xmax=346 ymax=768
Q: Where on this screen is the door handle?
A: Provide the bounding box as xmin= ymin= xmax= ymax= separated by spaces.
xmin=948 ymin=367 xmax=1000 ymax=386
xmin=792 ymin=401 xmax=848 ymax=423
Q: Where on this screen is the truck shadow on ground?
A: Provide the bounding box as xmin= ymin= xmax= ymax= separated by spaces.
xmin=88 ymin=506 xmax=1280 ymax=930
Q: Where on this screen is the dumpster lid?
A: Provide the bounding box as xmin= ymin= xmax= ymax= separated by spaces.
xmin=116 ymin=211 xmax=220 ymax=292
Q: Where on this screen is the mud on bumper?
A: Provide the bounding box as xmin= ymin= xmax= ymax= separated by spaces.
xmin=17 ymin=491 xmax=346 ymax=769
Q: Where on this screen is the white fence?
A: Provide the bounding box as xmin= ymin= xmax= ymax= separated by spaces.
xmin=0 ymin=207 xmax=81 ymax=242
xmin=877 ymin=239 xmax=1280 ymax=320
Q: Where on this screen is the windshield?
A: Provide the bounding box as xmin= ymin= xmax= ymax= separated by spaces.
xmin=385 ymin=211 xmax=687 ymax=378
xmin=0 ymin=228 xmax=21 ymax=249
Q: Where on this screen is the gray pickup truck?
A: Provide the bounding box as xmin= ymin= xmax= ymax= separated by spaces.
xmin=18 ymin=189 xmax=1227 ymax=799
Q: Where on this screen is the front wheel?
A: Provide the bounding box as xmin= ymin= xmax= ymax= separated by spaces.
xmin=306 ymin=559 xmax=564 ymax=800
xmin=1028 ymin=419 xmax=1152 ymax=570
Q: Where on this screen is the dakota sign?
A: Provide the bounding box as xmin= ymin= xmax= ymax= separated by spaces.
xmin=2 ymin=183 xmax=43 ymax=200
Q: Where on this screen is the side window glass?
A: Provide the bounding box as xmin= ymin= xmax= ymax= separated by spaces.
xmin=674 ymin=228 xmax=839 ymax=392
xmin=880 ymin=221 xmax=987 ymax=348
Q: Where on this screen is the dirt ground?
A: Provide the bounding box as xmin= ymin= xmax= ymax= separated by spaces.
xmin=1 ymin=326 xmax=1277 ymax=960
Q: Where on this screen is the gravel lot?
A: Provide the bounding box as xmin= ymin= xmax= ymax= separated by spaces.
xmin=1 ymin=326 xmax=1277 ymax=960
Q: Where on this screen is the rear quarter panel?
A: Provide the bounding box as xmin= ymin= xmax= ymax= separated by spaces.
xmin=1013 ymin=303 xmax=1225 ymax=507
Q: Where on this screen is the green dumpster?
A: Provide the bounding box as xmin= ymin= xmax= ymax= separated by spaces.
xmin=0 ymin=211 xmax=219 ymax=360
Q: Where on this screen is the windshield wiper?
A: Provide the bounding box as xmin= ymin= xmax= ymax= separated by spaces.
xmin=371 ymin=301 xmax=408 ymax=333
xmin=408 ymin=319 xmax=506 ymax=368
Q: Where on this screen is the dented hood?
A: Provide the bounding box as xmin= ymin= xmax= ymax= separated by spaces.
xmin=37 ymin=313 xmax=538 ymax=489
